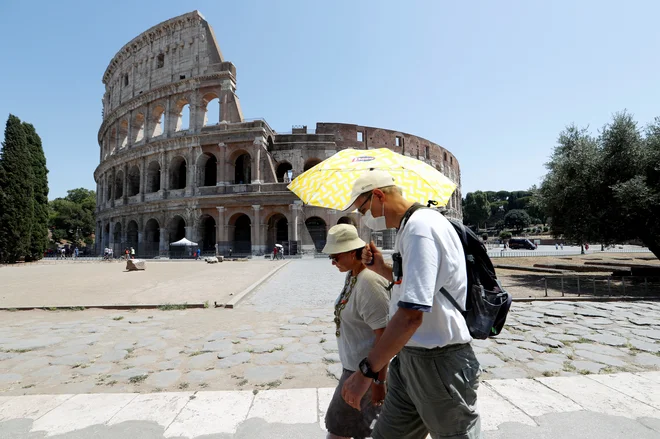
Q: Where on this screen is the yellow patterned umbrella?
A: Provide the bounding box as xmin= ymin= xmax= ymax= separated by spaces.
xmin=287 ymin=148 xmax=457 ymax=210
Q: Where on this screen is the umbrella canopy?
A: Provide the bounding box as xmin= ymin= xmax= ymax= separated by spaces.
xmin=287 ymin=148 xmax=457 ymax=210
xmin=170 ymin=237 xmax=198 ymax=246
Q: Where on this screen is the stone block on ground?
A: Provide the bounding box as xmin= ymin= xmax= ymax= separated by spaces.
xmin=126 ymin=259 xmax=146 ymax=271
xmin=205 ymin=257 xmax=219 ymax=264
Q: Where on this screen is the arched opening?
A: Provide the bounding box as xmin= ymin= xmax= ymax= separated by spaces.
xmin=203 ymin=95 xmax=220 ymax=126
xmin=170 ymin=156 xmax=187 ymax=190
xmin=146 ymin=161 xmax=161 ymax=193
xmin=303 ymin=158 xmax=322 ymax=172
xmin=234 ymin=153 xmax=251 ymax=184
xmin=305 ymin=217 xmax=327 ymax=252
xmin=144 ymin=218 xmax=160 ymax=257
xmin=103 ymin=223 xmax=110 ymax=249
xmin=266 ymin=213 xmax=289 ymax=253
xmin=127 ymin=220 xmax=138 ymax=254
xmin=337 ymin=216 xmax=357 ymax=227
xmin=151 ymin=105 xmax=165 ymax=138
xmin=230 ymin=214 xmax=252 ymax=255
xmin=113 ymin=222 xmax=122 ymax=255
xmin=198 ymin=153 xmax=217 ymax=187
xmin=168 ymin=215 xmax=186 ymax=243
xmin=127 ymin=165 xmax=140 ymax=196
xmin=133 ymin=113 xmax=145 ymax=143
xmin=198 ymin=215 xmax=216 ymax=252
xmin=119 ymin=120 xmax=129 ymax=149
xmin=175 ymin=101 xmax=190 ymax=132
xmin=114 ymin=170 xmax=124 ymax=199
xmin=276 ymin=162 xmax=293 ymax=183
xmin=108 ymin=128 xmax=117 ymax=155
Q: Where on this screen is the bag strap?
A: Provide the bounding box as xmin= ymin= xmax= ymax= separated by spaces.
xmin=440 ymin=287 xmax=465 ymax=314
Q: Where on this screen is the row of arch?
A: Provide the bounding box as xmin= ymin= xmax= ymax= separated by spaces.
xmin=102 ymin=213 xmax=343 ymax=256
xmin=103 ymin=92 xmax=225 ymax=159
xmin=101 ymin=153 xmax=324 ymax=201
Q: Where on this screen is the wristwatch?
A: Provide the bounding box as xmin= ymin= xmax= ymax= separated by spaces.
xmin=358 ymin=357 xmax=379 ymax=380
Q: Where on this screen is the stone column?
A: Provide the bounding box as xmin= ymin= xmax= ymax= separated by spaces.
xmin=165 ymin=98 xmax=173 ymax=137
xmin=140 ymin=156 xmax=146 ymax=202
xmin=251 ymin=205 xmax=262 ymax=254
xmin=185 ymin=226 xmax=194 ymax=242
xmin=122 ymin=163 xmax=129 ymax=202
xmin=110 ymin=168 xmax=116 ymax=207
xmin=216 ymin=206 xmax=226 ymax=253
xmin=127 ymin=112 xmax=133 ymax=148
xmin=96 ymin=222 xmax=102 ymax=255
xmin=217 ymin=143 xmax=226 ymax=186
xmin=108 ymin=221 xmax=115 ymax=252
xmin=186 ymin=147 xmax=198 ymax=196
xmin=161 ymin=151 xmax=169 ymax=193
xmin=159 ymin=227 xmax=168 ymax=254
xmin=252 ymin=138 xmax=264 ymax=184
xmin=137 ymin=231 xmax=143 ymax=256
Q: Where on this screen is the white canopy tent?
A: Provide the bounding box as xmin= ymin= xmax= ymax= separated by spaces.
xmin=170 ymin=237 xmax=198 ymax=246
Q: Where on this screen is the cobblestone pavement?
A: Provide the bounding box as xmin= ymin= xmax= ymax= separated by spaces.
xmin=0 ymin=260 xmax=658 ymax=396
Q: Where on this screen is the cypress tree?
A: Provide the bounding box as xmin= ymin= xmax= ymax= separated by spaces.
xmin=23 ymin=122 xmax=49 ymax=261
xmin=0 ymin=114 xmax=35 ymax=263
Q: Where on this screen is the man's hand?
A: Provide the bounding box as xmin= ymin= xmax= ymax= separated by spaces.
xmin=362 ymin=241 xmax=392 ymax=281
xmin=341 ymin=371 xmax=372 ymax=411
xmin=371 ymin=382 xmax=386 ymax=407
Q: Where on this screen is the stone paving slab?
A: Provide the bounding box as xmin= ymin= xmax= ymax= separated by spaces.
xmin=1 ymin=373 xmax=658 ymax=438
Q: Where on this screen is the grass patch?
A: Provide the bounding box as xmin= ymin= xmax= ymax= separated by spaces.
xmin=7 ymin=308 xmax=17 ymax=312
xmin=566 ymin=354 xmax=574 ymax=360
xmin=199 ymin=382 xmax=209 ymax=388
xmin=544 ymin=347 xmax=558 ymax=354
xmin=238 ymin=379 xmax=248 ymax=386
xmin=576 ymin=337 xmax=591 ymax=344
xmin=245 ymin=348 xmax=254 ymax=353
xmin=129 ymin=374 xmax=148 ymax=384
xmin=158 ymin=303 xmax=188 ymax=311
xmin=3 ymin=348 xmax=33 ymax=354
xmin=578 ymin=369 xmax=591 ymax=375
xmin=178 ymin=382 xmax=189 ymax=390
xmin=542 ymin=371 xmax=559 ymax=377
xmin=266 ymin=380 xmax=281 ymax=389
xmin=22 ymin=384 xmax=35 ymax=389
xmin=274 ymin=345 xmax=284 ymax=351
xmin=112 ymin=316 xmax=124 ymax=321
xmin=106 ymin=380 xmax=118 ymax=386
xmin=231 ymin=340 xmax=240 ymax=344
xmin=203 ymin=301 xmax=210 ymax=309
xmin=601 ymin=366 xmax=616 ymax=374
xmin=320 ymin=338 xmax=326 ymax=343
xmin=69 ymin=306 xmax=85 ymax=311
xmin=189 ymin=351 xmax=210 ymax=357
xmin=253 ymin=389 xmax=259 ymax=395
xmin=562 ymin=361 xmax=576 ymax=372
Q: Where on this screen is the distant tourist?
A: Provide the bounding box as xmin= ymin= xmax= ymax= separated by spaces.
xmin=74 ymin=247 xmax=79 ymax=259
xmin=322 ymin=224 xmax=389 ymax=438
xmin=130 ymin=247 xmax=135 ymax=259
xmin=555 ymin=243 xmax=559 ymax=250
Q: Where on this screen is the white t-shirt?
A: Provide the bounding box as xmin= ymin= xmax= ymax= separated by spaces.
xmin=391 ymin=208 xmax=472 ymax=348
xmin=336 ymin=269 xmax=390 ymax=371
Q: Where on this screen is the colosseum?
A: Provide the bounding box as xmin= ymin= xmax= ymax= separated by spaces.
xmin=94 ymin=11 xmax=462 ymax=257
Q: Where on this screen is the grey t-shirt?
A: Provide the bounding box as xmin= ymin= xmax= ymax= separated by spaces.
xmin=336 ymin=269 xmax=390 ymax=372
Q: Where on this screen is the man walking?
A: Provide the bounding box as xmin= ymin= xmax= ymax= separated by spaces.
xmin=340 ymin=170 xmax=480 ymax=439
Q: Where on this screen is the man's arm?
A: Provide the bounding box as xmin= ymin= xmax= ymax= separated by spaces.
xmin=362 ymin=241 xmax=393 ymax=282
xmin=367 ymin=307 xmax=422 ymax=371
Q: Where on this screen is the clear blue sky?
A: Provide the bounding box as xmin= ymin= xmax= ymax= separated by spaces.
xmin=2 ymin=0 xmax=659 ymax=200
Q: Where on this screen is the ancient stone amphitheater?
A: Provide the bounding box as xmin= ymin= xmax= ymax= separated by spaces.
xmin=94 ymin=11 xmax=462 ymax=257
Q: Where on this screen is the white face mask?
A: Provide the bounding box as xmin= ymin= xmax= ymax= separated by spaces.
xmin=363 ymin=195 xmax=387 ymax=231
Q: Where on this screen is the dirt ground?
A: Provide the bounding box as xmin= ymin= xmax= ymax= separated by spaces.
xmin=0 ymin=260 xmax=287 ymax=308
xmin=495 ymin=252 xmax=660 ymax=298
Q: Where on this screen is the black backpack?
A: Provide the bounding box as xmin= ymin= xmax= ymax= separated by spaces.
xmin=399 ymin=204 xmax=512 ymax=339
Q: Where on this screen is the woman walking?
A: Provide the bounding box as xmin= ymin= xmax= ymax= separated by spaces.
xmin=323 ymin=224 xmax=390 ymax=439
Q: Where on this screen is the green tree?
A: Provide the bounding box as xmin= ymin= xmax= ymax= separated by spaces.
xmin=504 ymin=209 xmax=531 ymax=233
xmin=49 ymin=188 xmax=96 ymax=247
xmin=23 ymin=122 xmax=49 ymax=261
xmin=0 ymin=115 xmax=35 ymax=263
xmin=539 ymin=112 xmax=660 ymax=259
xmin=463 ymin=191 xmax=490 ymax=229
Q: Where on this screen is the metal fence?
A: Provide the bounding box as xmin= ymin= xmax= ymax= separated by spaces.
xmin=502 ymin=274 xmax=660 ymax=298
xmin=489 ymin=249 xmax=653 ymax=258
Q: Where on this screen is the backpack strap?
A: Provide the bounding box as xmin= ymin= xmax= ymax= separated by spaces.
xmin=398 ymin=203 xmax=425 ymax=231
xmin=440 ymin=287 xmax=466 ymax=314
